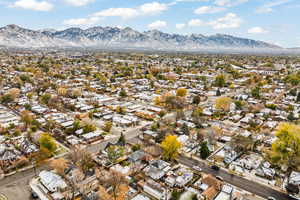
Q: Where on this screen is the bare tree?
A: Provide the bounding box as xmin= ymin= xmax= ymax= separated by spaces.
xmin=96 ymin=168 xmax=129 ymax=200
xmin=50 ymin=157 xmax=68 ymax=176
xmin=69 ymin=147 xmax=95 ymax=173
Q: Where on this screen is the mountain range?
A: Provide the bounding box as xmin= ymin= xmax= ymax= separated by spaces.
xmin=0 ymin=24 xmax=280 ymax=50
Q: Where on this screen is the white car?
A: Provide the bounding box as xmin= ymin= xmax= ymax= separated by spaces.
xmin=216 ymin=176 xmax=224 ymax=181
xmin=193 ymin=166 xmax=202 ymax=171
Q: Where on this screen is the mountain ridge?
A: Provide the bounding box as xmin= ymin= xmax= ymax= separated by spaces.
xmin=0 ymin=24 xmax=281 ymax=50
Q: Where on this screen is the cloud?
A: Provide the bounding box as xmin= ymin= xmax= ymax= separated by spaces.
xmin=214 ymin=0 xmax=230 ymax=6
xmin=183 ymin=12 xmax=243 ymax=30
xmin=93 ymin=2 xmax=168 ymax=19
xmin=248 ymin=26 xmax=268 ymax=34
xmin=176 ymin=23 xmax=186 ymax=29
xmin=139 ymin=2 xmax=168 ymax=15
xmin=63 ymin=16 xmax=100 ymax=26
xmin=194 ymin=6 xmax=225 ymax=14
xmin=256 ymin=0 xmax=292 ymax=13
xmin=63 ymin=1 xmax=170 ymax=27
xmin=11 ymin=0 xmax=53 ymax=11
xmin=148 ymin=20 xmax=167 ymax=29
xmin=256 ymin=7 xmax=273 ymax=13
xmin=94 ymin=8 xmax=139 ymax=19
xmin=188 ymin=19 xmax=205 ymax=27
xmin=62 ymin=0 xmax=95 ymax=7
xmin=175 ymin=0 xmax=209 ymax=2
xmin=169 ymin=0 xmax=209 ymax=6
xmin=208 ymin=13 xmax=242 ymax=29
xmin=214 ymin=0 xmax=249 ymax=7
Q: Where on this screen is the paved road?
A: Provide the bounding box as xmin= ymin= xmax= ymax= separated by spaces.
xmin=178 ymin=155 xmax=297 ymax=200
xmin=0 ymin=166 xmax=47 ymax=200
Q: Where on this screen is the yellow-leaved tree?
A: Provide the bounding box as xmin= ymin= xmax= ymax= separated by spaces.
xmin=176 ymin=88 xmax=188 ymax=97
xmin=57 ymin=87 xmax=67 ymax=96
xmin=270 ymin=123 xmax=300 ymax=171
xmin=161 ymin=135 xmax=182 ymax=161
xmin=215 ymin=96 xmax=232 ymax=112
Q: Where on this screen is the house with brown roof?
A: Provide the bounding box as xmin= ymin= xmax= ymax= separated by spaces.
xmin=201 ymin=174 xmax=222 ymax=200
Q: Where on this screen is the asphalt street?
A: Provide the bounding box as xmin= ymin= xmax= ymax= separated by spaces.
xmin=178 ymin=155 xmax=297 ymax=200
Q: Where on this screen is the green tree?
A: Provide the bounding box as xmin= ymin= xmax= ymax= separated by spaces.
xmin=297 ymin=92 xmax=300 ymax=102
xmin=191 ymin=194 xmax=198 ymax=200
xmin=103 ymin=121 xmax=113 ymax=133
xmin=73 ymin=120 xmax=81 ymax=131
xmin=0 ymin=94 xmax=13 ymax=104
xmin=131 ymin=144 xmax=141 ymax=152
xmin=251 ymin=87 xmax=261 ymax=99
xmin=171 ymin=190 xmax=182 ymax=200
xmin=24 ymin=103 xmax=32 ymax=110
xmin=107 ymin=146 xmax=124 ymax=163
xmin=284 ymin=74 xmax=300 ymax=86
xmin=234 ymin=100 xmax=244 ymax=110
xmin=192 ymin=95 xmax=201 ymax=105
xmin=41 ymin=93 xmax=52 ymax=104
xmin=216 ymin=89 xmax=221 ymax=96
xmin=119 ymin=88 xmax=127 ymax=97
xmin=266 ymin=103 xmax=277 ymax=110
xmin=83 ymin=124 xmax=96 ymax=133
xmin=39 ymin=133 xmax=57 ymax=154
xmin=118 ymin=132 xmax=126 ymax=145
xmin=287 ymin=112 xmax=295 ymax=121
xmin=181 ymin=123 xmax=189 ymax=135
xmin=200 ymin=141 xmax=210 ymax=159
xmin=289 ymin=88 xmax=297 ymax=96
xmin=214 ymin=74 xmax=226 ymax=87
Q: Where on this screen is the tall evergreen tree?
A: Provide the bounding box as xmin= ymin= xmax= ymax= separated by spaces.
xmin=181 ymin=123 xmax=189 ymax=135
xmin=297 ymin=92 xmax=300 ymax=102
xmin=192 ymin=95 xmax=201 ymax=105
xmin=118 ymin=132 xmax=126 ymax=146
xmin=216 ymin=89 xmax=221 ymax=96
xmin=200 ymin=141 xmax=210 ymax=159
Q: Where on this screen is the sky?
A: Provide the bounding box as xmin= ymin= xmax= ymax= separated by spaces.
xmin=0 ymin=0 xmax=299 ymax=47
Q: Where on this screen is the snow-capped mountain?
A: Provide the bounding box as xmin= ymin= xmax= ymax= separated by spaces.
xmin=0 ymin=24 xmax=280 ymax=50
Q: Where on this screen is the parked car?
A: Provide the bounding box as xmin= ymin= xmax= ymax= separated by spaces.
xmin=31 ymin=192 xmax=39 ymax=199
xmin=267 ymin=197 xmax=276 ymax=200
xmin=211 ymin=165 xmax=220 ymax=171
xmin=193 ymin=166 xmax=202 ymax=171
xmin=216 ymin=176 xmax=223 ymax=181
